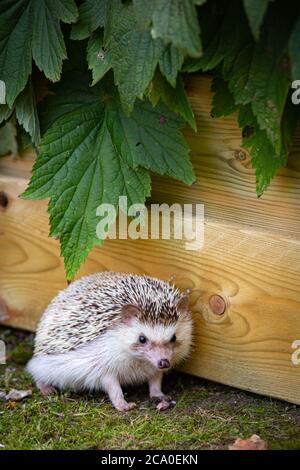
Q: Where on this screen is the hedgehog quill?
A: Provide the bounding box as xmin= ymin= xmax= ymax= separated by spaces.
xmin=27 ymin=272 xmax=193 ymax=411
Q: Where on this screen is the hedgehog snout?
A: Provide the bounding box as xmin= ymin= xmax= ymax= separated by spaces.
xmin=158 ymin=358 xmax=170 ymax=369
xmin=140 ymin=343 xmax=174 ymax=371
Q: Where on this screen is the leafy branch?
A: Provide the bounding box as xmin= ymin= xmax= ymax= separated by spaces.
xmin=0 ymin=0 xmax=299 ymax=278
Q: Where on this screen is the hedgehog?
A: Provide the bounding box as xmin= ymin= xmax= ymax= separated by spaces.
xmin=27 ymin=272 xmax=193 ymax=411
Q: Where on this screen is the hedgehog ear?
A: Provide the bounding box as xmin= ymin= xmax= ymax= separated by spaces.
xmin=121 ymin=304 xmax=141 ymax=325
xmin=176 ymin=295 xmax=189 ymax=317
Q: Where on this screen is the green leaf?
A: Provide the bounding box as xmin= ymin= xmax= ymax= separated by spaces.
xmin=106 ymin=98 xmax=196 ymax=183
xmin=228 ymin=3 xmax=293 ymax=153
xmin=151 ymin=0 xmax=202 ymax=57
xmin=39 ymin=70 xmax=100 ymax=134
xmin=159 ymin=45 xmax=184 ymax=87
xmin=243 ymin=0 xmax=271 ymax=39
xmin=0 ymin=0 xmax=77 ymax=107
xmin=149 ymin=71 xmax=197 ymax=131
xmin=0 ymin=105 xmax=13 ymax=125
xmin=15 ymin=80 xmax=40 ymax=145
xmin=191 ymin=1 xmax=251 ymax=73
xmin=0 ymin=121 xmax=17 ymax=157
xmin=23 ymin=74 xmax=194 ymax=278
xmin=31 ymin=0 xmax=77 ymax=82
xmin=239 ymin=103 xmax=297 ymax=195
xmin=197 ymin=0 xmax=293 ymax=154
xmin=0 ymin=0 xmax=32 ymax=107
xmin=23 ymin=103 xmax=151 ymax=279
xmin=106 ymin=1 xmax=164 ymax=114
xmin=71 ymin=0 xmax=109 ymax=40
xmin=87 ymin=31 xmax=111 ymax=86
xmin=132 ymin=0 xmax=155 ymax=29
xmin=289 ymin=17 xmax=300 ymax=80
xmin=211 ymin=74 xmax=237 ymax=118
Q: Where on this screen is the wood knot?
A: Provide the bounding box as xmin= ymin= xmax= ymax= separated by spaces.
xmin=234 ymin=148 xmax=250 ymax=166
xmin=209 ymin=294 xmax=226 ymax=315
xmin=0 ymin=191 xmax=8 ymax=210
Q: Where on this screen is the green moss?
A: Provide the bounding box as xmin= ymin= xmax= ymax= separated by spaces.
xmin=0 ymin=327 xmax=300 ymax=450
xmin=10 ymin=343 xmax=33 ymax=365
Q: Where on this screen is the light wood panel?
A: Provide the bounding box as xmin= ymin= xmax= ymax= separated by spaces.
xmin=0 ymin=175 xmax=300 ymax=404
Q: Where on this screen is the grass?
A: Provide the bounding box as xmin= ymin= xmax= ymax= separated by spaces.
xmin=1 ymin=326 xmax=300 ymax=450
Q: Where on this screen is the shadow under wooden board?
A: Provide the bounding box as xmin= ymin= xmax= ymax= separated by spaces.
xmin=0 ymin=76 xmax=300 ymax=405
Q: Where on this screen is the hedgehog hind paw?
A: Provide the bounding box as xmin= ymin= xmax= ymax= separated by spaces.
xmin=114 ymin=401 xmax=137 ymax=412
xmin=37 ymin=382 xmax=57 ymax=396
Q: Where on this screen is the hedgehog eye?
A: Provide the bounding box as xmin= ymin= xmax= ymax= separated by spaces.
xmin=139 ymin=335 xmax=147 ymax=344
xmin=170 ymin=334 xmax=176 ymax=343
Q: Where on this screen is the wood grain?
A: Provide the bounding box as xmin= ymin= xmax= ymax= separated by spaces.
xmin=0 ymin=175 xmax=300 ymax=404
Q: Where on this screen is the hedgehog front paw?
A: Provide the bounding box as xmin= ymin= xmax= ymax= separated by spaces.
xmin=150 ymin=394 xmax=172 ymax=404
xmin=151 ymin=395 xmax=176 ymax=411
xmin=114 ymin=400 xmax=137 ymax=412
xmin=156 ymin=398 xmax=176 ymax=411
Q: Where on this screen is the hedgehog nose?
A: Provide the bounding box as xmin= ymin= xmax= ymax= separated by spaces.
xmin=158 ymin=359 xmax=170 ymax=369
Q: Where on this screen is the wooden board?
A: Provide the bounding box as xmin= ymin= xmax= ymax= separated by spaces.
xmin=1 ymin=75 xmax=300 ymax=404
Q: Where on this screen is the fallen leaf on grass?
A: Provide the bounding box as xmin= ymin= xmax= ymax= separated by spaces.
xmin=6 ymin=389 xmax=32 ymax=401
xmin=7 ymin=401 xmax=17 ymax=409
xmin=229 ymin=434 xmax=267 ymax=450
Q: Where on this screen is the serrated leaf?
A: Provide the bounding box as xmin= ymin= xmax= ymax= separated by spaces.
xmin=151 ymin=0 xmax=202 ymax=57
xmin=71 ymin=0 xmax=109 ymax=40
xmin=195 ymin=1 xmax=251 ymax=74
xmin=106 ymin=1 xmax=164 ymax=114
xmin=149 ymin=71 xmax=197 ymax=131
xmin=87 ymin=31 xmax=111 ymax=86
xmin=0 ymin=0 xmax=77 ymax=107
xmin=0 ymin=105 xmax=13 ymax=125
xmin=132 ymin=0 xmax=155 ymax=29
xmin=228 ymin=2 xmax=293 ymax=153
xmin=159 ymin=45 xmax=184 ymax=87
xmin=0 ymin=121 xmax=17 ymax=157
xmin=243 ymin=0 xmax=272 ymax=39
xmin=197 ymin=0 xmax=293 ymax=155
xmin=31 ymin=0 xmax=77 ymax=82
xmin=239 ymin=103 xmax=297 ymax=195
xmin=23 ymin=74 xmax=194 ymax=278
xmin=289 ymin=17 xmax=300 ymax=81
xmin=106 ymin=98 xmax=196 ymax=183
xmin=22 ymin=103 xmax=151 ymax=279
xmin=0 ymin=0 xmax=32 ymax=107
xmin=211 ymin=74 xmax=237 ymax=118
xmin=39 ymin=70 xmax=100 ymax=134
xmin=15 ymin=80 xmax=40 ymax=145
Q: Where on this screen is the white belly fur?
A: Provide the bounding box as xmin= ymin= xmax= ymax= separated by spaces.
xmin=27 ymin=336 xmax=156 ymax=392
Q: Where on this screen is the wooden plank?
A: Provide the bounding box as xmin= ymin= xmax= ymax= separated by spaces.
xmin=1 ymin=75 xmax=300 ymax=237
xmin=0 ymin=175 xmax=300 ymax=405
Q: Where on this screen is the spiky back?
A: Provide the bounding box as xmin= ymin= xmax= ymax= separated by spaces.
xmin=34 ymin=272 xmax=183 ymax=355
